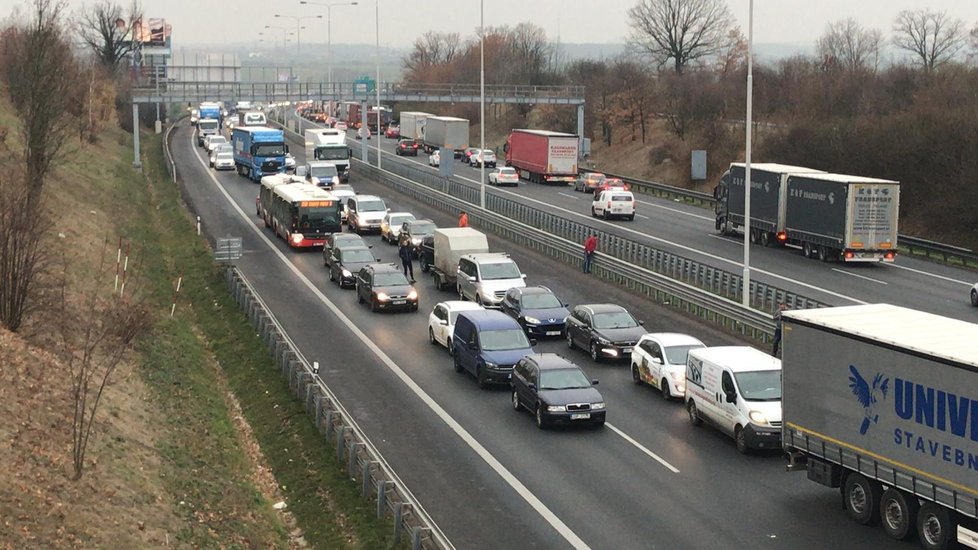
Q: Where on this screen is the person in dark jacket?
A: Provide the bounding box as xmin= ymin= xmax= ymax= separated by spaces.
xmin=772 ymin=303 xmax=786 ymax=356
xmin=398 ymin=235 xmax=415 ymax=282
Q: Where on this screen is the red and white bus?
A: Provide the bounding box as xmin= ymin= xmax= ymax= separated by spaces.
xmin=257 ymin=175 xmax=342 ymax=248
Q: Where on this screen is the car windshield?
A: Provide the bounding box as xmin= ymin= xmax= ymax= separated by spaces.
xmin=539 ymin=368 xmax=591 ymax=390
xmin=374 ymin=272 xmax=410 ymax=286
xmin=409 ymin=221 xmax=436 ymax=235
xmin=316 ymin=148 xmax=349 ymax=161
xmin=342 ymin=249 xmax=374 ymax=263
xmin=217 ymin=152 xmax=233 ymax=159
xmin=663 ymin=344 xmax=705 ymax=366
xmin=480 ymin=261 xmax=522 ymax=280
xmin=198 ymin=120 xmax=218 ymax=130
xmin=592 ymin=311 xmax=638 ymax=329
xmin=521 ymin=293 xmax=562 ymax=309
xmin=358 ymin=200 xmax=387 ymax=212
xmin=480 ymin=329 xmax=530 ymax=351
xmin=734 ymin=370 xmax=782 ymax=401
xmin=310 ymin=166 xmax=338 ymax=177
xmin=255 ymin=143 xmax=285 ymax=156
xmin=388 ymin=215 xmax=414 ymax=227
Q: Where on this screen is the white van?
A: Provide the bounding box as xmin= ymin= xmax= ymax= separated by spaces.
xmin=591 ymin=189 xmax=635 ymax=220
xmin=456 ymin=253 xmax=526 ymax=307
xmin=684 ymin=346 xmax=782 ymax=453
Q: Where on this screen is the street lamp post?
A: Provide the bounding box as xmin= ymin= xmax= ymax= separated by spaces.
xmin=274 ymin=13 xmax=322 ymax=58
xmin=375 ymin=0 xmax=381 ymax=170
xmin=479 ymin=0 xmax=485 ymax=209
xmin=262 ymin=26 xmax=294 ymax=55
xmin=300 ymin=1 xmax=359 ymax=90
xmin=742 ymin=0 xmax=754 ymax=308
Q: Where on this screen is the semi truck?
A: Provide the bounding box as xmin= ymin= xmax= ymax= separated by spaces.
xmin=304 ymin=128 xmax=351 ymax=182
xmin=237 ymin=111 xmax=267 ymax=127
xmin=198 ymin=102 xmax=221 ymax=122
xmin=367 ymin=107 xmax=391 ymax=134
xmin=504 ymin=129 xmax=579 ymax=185
xmin=422 ymin=116 xmax=469 ymax=156
xmin=418 ymin=227 xmax=490 ymax=291
xmin=782 ymin=304 xmax=978 ymax=550
xmin=715 ymin=164 xmax=900 ymax=262
xmin=399 ymin=111 xmax=433 ymax=143
xmin=232 ymin=126 xmax=287 ymax=182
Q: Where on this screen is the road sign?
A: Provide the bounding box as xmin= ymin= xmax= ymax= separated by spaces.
xmin=215 ymin=237 xmax=243 ymax=262
xmin=353 ymin=76 xmax=375 ymax=95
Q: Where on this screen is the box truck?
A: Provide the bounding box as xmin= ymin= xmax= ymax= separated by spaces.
xmin=418 ymin=228 xmax=489 ymax=291
xmin=782 ymin=304 xmax=978 ymax=550
xmin=304 ymin=128 xmax=351 ymax=182
xmin=232 ymin=126 xmax=287 ymax=182
xmin=504 ymin=129 xmax=580 ymax=185
xmin=422 ymin=116 xmax=469 ymax=156
xmin=715 ymin=165 xmax=900 ymax=262
xmin=399 ymin=111 xmax=433 ymax=143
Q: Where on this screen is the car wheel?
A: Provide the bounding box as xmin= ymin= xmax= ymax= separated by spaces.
xmin=603 ymin=209 xmax=610 ymax=221
xmin=687 ymin=400 xmax=702 ymax=426
xmin=535 ymin=404 xmax=547 ymax=429
xmin=476 ymin=366 xmax=488 ymax=390
xmin=428 ymin=327 xmax=437 ymax=345
xmin=735 ymin=426 xmax=749 ymax=454
xmin=631 ymin=364 xmax=641 ymax=384
xmin=917 ymin=502 xmax=955 ymax=550
xmin=511 ymin=389 xmax=522 ymax=412
xmin=589 ymin=341 xmax=600 ymax=362
xmin=627 ymin=214 xmax=635 ymax=221
xmin=566 ymin=331 xmax=575 ymax=349
xmin=843 ymin=473 xmax=883 ymax=525
xmin=458 ymin=285 xmax=465 ymax=301
xmin=453 ymin=354 xmax=463 ymax=373
xmin=420 ymin=257 xmax=430 ymax=273
xmin=971 ymin=289 xmax=977 ymax=307
xmin=322 ymin=252 xmax=328 ymax=266
xmin=476 ymin=294 xmax=483 ymax=306
xmin=660 ymin=379 xmax=672 ymax=400
xmin=591 ymin=206 xmax=597 ymax=218
xmin=880 ymin=488 xmax=919 ymax=540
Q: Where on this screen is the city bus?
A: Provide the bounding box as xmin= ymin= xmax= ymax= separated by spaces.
xmin=257 ymin=175 xmax=342 ymax=248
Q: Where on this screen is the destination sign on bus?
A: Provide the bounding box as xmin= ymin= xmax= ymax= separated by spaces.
xmin=298 ymin=200 xmax=334 ymax=207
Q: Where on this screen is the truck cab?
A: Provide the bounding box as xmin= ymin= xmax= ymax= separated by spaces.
xmin=300 ymin=161 xmax=339 ymax=188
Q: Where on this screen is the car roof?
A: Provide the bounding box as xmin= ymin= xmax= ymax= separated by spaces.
xmin=436 ymin=301 xmax=484 ymax=312
xmin=367 ymin=263 xmax=402 ymax=274
xmin=457 ymin=309 xmax=520 ymax=330
xmin=353 ymin=194 xmax=383 ymax=201
xmin=516 ymin=286 xmax=553 ymax=296
xmin=525 ymin=353 xmax=581 ymax=371
xmin=639 ymin=333 xmax=705 ymax=347
xmin=462 ymin=252 xmax=513 ymax=264
xmin=387 ymin=211 xmax=413 ymax=218
xmin=576 ymin=303 xmax=627 ymax=314
xmin=688 ymin=346 xmax=781 ymax=372
xmin=339 ymin=245 xmax=372 ymax=255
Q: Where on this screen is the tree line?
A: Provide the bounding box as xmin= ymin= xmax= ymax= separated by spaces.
xmin=401 ymin=0 xmax=978 ymax=246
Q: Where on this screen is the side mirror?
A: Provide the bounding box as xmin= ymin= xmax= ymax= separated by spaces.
xmin=285 ymin=144 xmax=290 ymax=153
xmin=468 ymin=342 xmax=479 ymax=351
xmin=725 ymin=390 xmax=737 ymax=404
xmin=638 ymin=320 xmax=645 ymax=326
xmin=652 ymin=357 xmax=663 ymax=365
xmin=562 ymin=303 xmax=569 ymax=308
xmin=527 ymin=382 xmax=536 ymax=392
xmin=439 ymin=319 xmax=448 ymax=325
xmin=591 ymin=379 xmax=599 ymax=385
xmin=529 ymin=338 xmax=538 ymax=346
xmin=521 ymin=274 xmax=527 ymax=279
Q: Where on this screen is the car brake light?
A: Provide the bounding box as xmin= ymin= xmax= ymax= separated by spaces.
xmin=884 ymin=251 xmax=895 ymax=260
xmin=844 ymin=250 xmax=855 ymax=259
xmin=777 ymin=232 xmax=787 ymax=242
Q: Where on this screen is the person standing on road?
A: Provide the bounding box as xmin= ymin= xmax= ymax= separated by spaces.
xmin=458 ymin=210 xmax=469 ymax=228
xmin=583 ymin=233 xmax=598 ymax=273
xmin=772 ymin=303 xmax=786 ymax=357
xmin=398 ymin=235 xmax=415 ymax=282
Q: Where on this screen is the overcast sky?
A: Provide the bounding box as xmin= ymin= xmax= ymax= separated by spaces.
xmin=3 ymin=0 xmax=978 ymax=48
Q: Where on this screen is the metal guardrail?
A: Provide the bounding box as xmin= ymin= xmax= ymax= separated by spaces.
xmin=225 ymin=267 xmax=452 ymax=550
xmin=584 ymin=169 xmax=978 ymax=267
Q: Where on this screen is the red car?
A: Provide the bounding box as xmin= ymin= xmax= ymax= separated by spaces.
xmin=385 ymin=125 xmax=400 ymax=139
xmin=593 ymin=178 xmax=629 ymax=197
xmin=395 ymin=138 xmax=419 ymax=156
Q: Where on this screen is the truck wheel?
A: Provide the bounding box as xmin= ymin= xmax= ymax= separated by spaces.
xmin=818 ymin=245 xmax=830 ymax=262
xmin=843 ymin=473 xmax=882 ymax=525
xmin=687 ymin=400 xmax=702 ymax=426
xmin=735 ymin=426 xmax=749 ymax=454
xmin=760 ymin=232 xmax=771 ymax=247
xmin=802 ymin=242 xmax=814 ymax=258
xmin=880 ymin=488 xmax=919 ymax=540
xmin=917 ymin=502 xmax=955 ymax=550
xmin=749 ymin=229 xmax=759 ymax=244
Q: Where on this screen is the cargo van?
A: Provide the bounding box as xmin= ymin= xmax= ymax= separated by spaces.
xmin=684 ymin=346 xmax=782 ymax=453
xmin=452 ymin=310 xmax=535 ymax=388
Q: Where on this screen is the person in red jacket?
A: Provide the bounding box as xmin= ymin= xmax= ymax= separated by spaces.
xmin=458 ymin=210 xmax=469 ymax=227
xmin=583 ymin=233 xmax=598 ymax=273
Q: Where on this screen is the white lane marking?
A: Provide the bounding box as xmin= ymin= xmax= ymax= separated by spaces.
xmin=558 ymin=192 xmax=579 ymax=200
xmin=636 ymin=200 xmax=714 ymax=221
xmin=186 ymin=132 xmax=592 ymax=550
xmin=883 ymin=263 xmax=973 ymax=286
xmin=606 ymin=423 xmax=680 ymax=473
xmin=831 ymin=268 xmax=888 ymax=285
xmin=635 ymin=214 xmax=651 ymax=220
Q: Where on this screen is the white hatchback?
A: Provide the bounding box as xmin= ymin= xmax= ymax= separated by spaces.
xmin=631 ymin=333 xmax=705 ymax=399
xmin=592 ymin=189 xmax=636 ymax=221
xmin=427 ymin=301 xmax=485 ymax=353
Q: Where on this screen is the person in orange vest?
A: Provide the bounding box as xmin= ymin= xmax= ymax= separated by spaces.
xmin=458 ymin=210 xmax=469 ymax=227
xmin=583 ymin=233 xmax=598 ymax=273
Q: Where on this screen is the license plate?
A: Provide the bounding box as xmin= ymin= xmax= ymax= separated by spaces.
xmin=546 ymin=331 xmax=561 ymax=336
xmin=392 ymin=299 xmax=406 ymax=305
xmin=570 ymin=413 xmax=591 ymax=420
xmin=622 ymin=347 xmax=632 ymax=353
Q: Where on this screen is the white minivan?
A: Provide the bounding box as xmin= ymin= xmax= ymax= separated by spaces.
xmin=591 ymin=189 xmax=636 ymax=221
xmin=684 ymin=346 xmax=782 ymax=453
xmin=456 ymin=253 xmax=526 ymax=307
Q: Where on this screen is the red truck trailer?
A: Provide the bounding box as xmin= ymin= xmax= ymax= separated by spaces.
xmin=504 ymin=129 xmax=579 ymax=185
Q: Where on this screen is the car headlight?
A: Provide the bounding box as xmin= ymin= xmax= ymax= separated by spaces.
xmin=411 ymin=237 xmax=421 ymax=245
xmin=407 ymin=290 xmax=418 ymax=300
xmin=591 ymin=402 xmax=606 ymax=410
xmin=484 ymin=361 xmax=498 ymax=369
xmin=291 ymin=234 xmax=304 ymax=244
xmin=749 ymin=410 xmax=768 ymax=425
xmin=547 ymin=405 xmax=566 ymax=412
xmin=523 ymin=316 xmax=541 ymax=325
xmin=597 ymin=337 xmax=611 ymax=345
xmin=375 ymin=292 xmax=389 ymax=301
xmin=341 ymin=269 xmax=352 ymax=277
xmin=332 ymin=177 xmax=339 ymax=185
xmin=669 ymin=371 xmax=684 ymax=383
xmin=312 ymin=177 xmax=320 ymax=184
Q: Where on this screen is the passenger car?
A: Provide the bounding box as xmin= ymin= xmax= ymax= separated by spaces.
xmin=456 ymin=253 xmax=527 ymax=306
xmin=385 ymin=125 xmax=400 ymax=139
xmin=452 ymin=309 xmax=534 ymax=388
xmin=209 ymin=143 xmax=232 ymax=166
xmin=328 ymin=246 xmax=377 ymax=288
xmin=500 ymin=286 xmax=569 ymax=338
xmin=575 ymin=172 xmax=606 ymax=193
xmin=347 ymin=195 xmax=389 ymax=234
xmin=398 ymin=218 xmax=438 ymax=256
xmin=511 ymin=353 xmax=605 ymax=429
xmin=213 ymin=151 xmax=235 ymax=170
xmin=381 ymin=212 xmax=416 ymax=244
xmin=330 ymin=186 xmax=356 ymax=223
xmin=488 ymin=167 xmax=519 ymax=186
xmin=428 ymin=150 xmax=441 ymax=167
xmin=334 ymin=121 xmax=348 ymax=131
xmin=470 ymin=149 xmax=496 ymax=168
xmin=322 ymin=232 xmax=368 ymax=266
xmin=592 ymin=189 xmax=636 ymax=221
xmin=461 ymin=147 xmax=480 ymax=164
xmin=204 ymin=135 xmax=227 ymax=154
xmin=395 ymin=138 xmax=419 ymax=156
xmin=565 ymin=304 xmax=646 ymax=362
xmin=356 ymin=263 xmax=419 ymax=312
xmin=427 ymin=301 xmax=485 ymax=353
xmin=971 ymin=283 xmax=978 ymax=306
xmin=284 ymin=152 xmax=296 ymax=173
xmin=631 ymin=333 xmax=706 ymax=399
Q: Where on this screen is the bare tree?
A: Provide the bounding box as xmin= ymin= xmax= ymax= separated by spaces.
xmin=817 ymin=18 xmax=883 ymax=72
xmin=969 ymin=23 xmax=978 ymax=64
xmin=504 ymin=22 xmax=554 ymax=85
xmin=77 ymin=1 xmax=141 ymax=71
xmin=402 ymin=31 xmax=461 ymax=78
xmin=57 ymin=245 xmax=152 ymax=480
xmin=627 ymin=0 xmax=736 ymax=74
xmin=0 ymin=161 xmax=47 ymax=332
xmin=892 ymin=9 xmax=965 ymax=71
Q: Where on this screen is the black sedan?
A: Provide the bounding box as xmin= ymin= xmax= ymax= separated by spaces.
xmin=500 ymin=286 xmax=569 ymax=338
xmin=398 ymin=218 xmax=438 ymax=257
xmin=322 ymin=232 xmax=368 ymax=267
xmin=511 ymin=353 xmax=605 ymax=429
xmin=565 ymin=304 xmax=646 ymax=363
xmin=356 ymin=263 xmax=419 ymax=312
xmin=394 ymin=139 xmax=419 ymax=156
xmin=328 ymin=246 xmax=377 ymax=288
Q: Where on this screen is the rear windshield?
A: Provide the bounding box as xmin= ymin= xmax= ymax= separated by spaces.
xmin=610 ymin=194 xmax=632 ymax=202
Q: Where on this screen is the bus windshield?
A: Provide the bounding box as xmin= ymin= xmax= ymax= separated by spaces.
xmin=315 ymin=147 xmax=350 ymax=161
xmin=254 ymin=143 xmax=285 ymax=157
xmin=296 ymin=205 xmax=341 ymax=231
xmin=198 ymin=120 xmax=218 ymax=131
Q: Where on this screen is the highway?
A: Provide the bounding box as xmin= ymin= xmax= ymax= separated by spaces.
xmin=282 ymin=110 xmax=976 ymax=322
xmin=172 ymin=119 xmax=916 ymax=549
